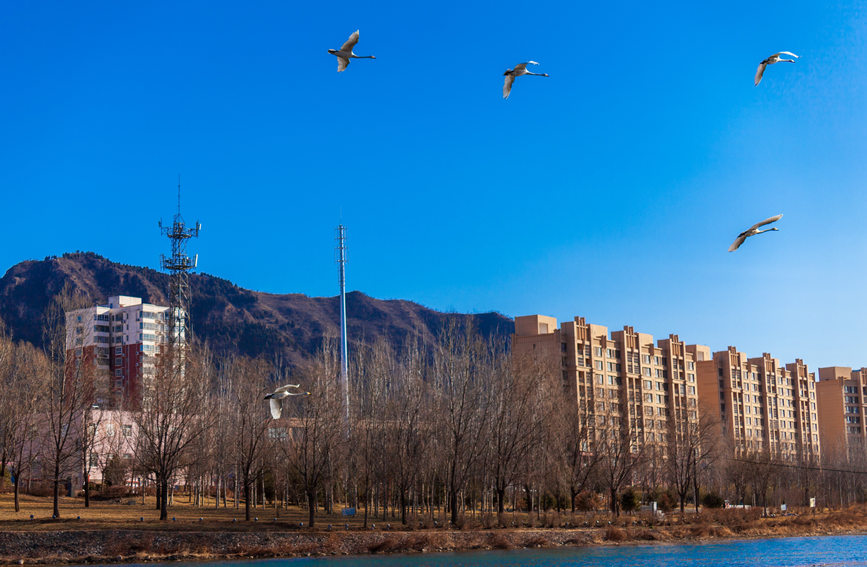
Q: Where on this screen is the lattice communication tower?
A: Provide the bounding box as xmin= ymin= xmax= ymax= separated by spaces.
xmin=159 ymin=181 xmax=201 ymax=351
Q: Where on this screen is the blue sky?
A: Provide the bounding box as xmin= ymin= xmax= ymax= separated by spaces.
xmin=1 ymin=1 xmax=867 ymax=368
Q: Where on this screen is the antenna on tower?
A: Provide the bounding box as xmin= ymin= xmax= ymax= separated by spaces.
xmin=159 ymin=180 xmax=201 ymax=357
xmin=336 ymin=224 xmax=350 ymax=425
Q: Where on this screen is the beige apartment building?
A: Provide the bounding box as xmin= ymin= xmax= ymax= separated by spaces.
xmin=514 ymin=315 xmax=709 ymax=451
xmin=816 ymin=366 xmax=867 ymax=464
xmin=696 ymin=348 xmax=820 ymax=462
xmin=66 ymin=295 xmax=170 ymax=409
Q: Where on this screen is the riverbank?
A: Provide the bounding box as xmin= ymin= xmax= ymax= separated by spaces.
xmin=1 ymin=507 xmax=866 ymax=564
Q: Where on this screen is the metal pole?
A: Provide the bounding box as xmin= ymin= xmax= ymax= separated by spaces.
xmin=337 ymin=225 xmax=350 ymax=424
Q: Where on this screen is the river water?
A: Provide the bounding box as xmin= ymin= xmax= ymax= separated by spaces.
xmin=94 ymin=535 xmax=867 ymax=566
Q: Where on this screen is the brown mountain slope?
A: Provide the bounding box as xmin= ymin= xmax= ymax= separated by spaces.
xmin=0 ymin=252 xmax=513 ymax=365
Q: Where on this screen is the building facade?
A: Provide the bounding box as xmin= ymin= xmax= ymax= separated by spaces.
xmin=514 ymin=315 xmax=709 ymax=453
xmin=696 ymin=348 xmax=820 ymax=461
xmin=816 ymin=366 xmax=867 ymax=464
xmin=66 ymin=295 xmax=169 ymax=409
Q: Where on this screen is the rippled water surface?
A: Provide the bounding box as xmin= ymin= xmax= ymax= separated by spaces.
xmin=98 ymin=535 xmax=867 ymax=567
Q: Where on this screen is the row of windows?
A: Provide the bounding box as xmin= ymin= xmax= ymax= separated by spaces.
xmin=574 ymin=344 xmax=694 ymax=369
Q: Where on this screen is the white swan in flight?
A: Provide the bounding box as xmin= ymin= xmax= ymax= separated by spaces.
xmin=328 ymin=30 xmax=375 ymax=72
xmin=264 ymin=384 xmax=310 ymax=419
xmin=755 ymin=52 xmax=798 ymax=86
xmin=503 ymin=61 xmax=549 ymax=99
xmin=729 ymin=214 xmax=783 ymax=252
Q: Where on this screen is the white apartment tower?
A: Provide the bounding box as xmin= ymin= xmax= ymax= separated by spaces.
xmin=66 ymin=295 xmax=170 ymax=409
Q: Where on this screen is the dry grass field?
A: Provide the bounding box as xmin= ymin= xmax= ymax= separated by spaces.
xmin=2 ymin=492 xmax=866 ymax=534
xmin=0 ymin=493 xmax=371 ymax=532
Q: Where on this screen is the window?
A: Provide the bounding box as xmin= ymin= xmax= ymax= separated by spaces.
xmin=643 ymin=380 xmax=652 ymax=390
xmin=688 ymin=386 xmax=696 ymax=395
xmin=115 ymin=369 xmax=122 ymax=377
xmin=122 ymin=425 xmax=132 ymax=437
xmin=595 ymin=361 xmax=603 ymax=370
xmin=642 ymin=355 xmax=651 ymax=364
xmin=596 ymin=374 xmax=604 ymax=385
xmin=643 ymin=367 xmax=651 ymax=376
xmin=594 ymin=347 xmax=602 ymax=357
xmin=268 ymin=427 xmax=288 ymax=439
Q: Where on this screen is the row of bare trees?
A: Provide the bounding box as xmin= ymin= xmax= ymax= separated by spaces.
xmin=1 ymin=300 xmax=866 ymax=524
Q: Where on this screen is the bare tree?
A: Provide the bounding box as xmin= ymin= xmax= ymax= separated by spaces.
xmin=286 ymin=341 xmax=345 ymax=527
xmin=132 ymin=343 xmax=213 ymax=520
xmin=1 ymin=335 xmax=48 ymax=511
xmin=550 ymin=386 xmax=599 ymax=514
xmin=667 ymin=412 xmax=718 ymax=515
xmin=351 ymin=339 xmax=389 ymax=528
xmin=743 ymin=449 xmax=780 ymax=516
xmin=226 ymin=356 xmax=273 ymax=521
xmin=433 ymin=322 xmax=491 ymax=526
xmin=0 ymin=321 xmax=14 ymax=491
xmin=595 ymin=416 xmax=645 ymax=516
xmin=487 ymin=352 xmax=548 ymax=524
xmin=384 ymin=339 xmax=431 ymax=525
xmin=43 ymin=287 xmax=94 ymax=518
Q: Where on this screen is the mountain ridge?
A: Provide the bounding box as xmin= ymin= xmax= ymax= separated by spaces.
xmin=0 ymin=252 xmax=514 ymax=365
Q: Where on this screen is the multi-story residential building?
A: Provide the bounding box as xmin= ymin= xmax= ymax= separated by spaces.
xmin=696 ymin=348 xmax=820 ymax=461
xmin=816 ymin=366 xmax=867 ymax=464
xmin=786 ymin=359 xmax=821 ymax=462
xmin=66 ymin=295 xmax=169 ymax=409
xmin=514 ymin=315 xmax=709 ymax=452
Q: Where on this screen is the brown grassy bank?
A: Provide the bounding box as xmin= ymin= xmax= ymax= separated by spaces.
xmin=0 ymin=495 xmax=865 ymax=564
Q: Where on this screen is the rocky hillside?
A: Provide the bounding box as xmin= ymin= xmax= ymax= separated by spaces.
xmin=0 ymin=252 xmax=513 ymax=365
